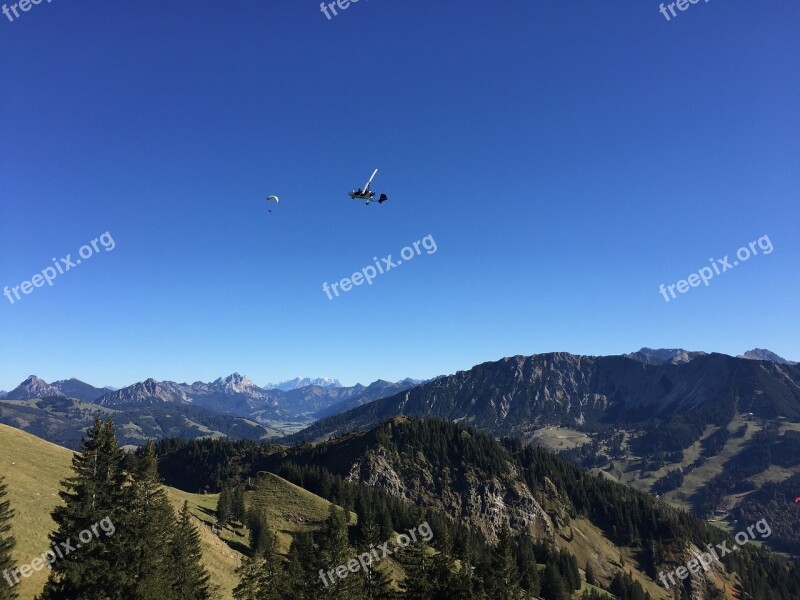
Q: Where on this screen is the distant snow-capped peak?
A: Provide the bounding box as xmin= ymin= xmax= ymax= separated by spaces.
xmin=265 ymin=377 xmax=343 ymax=391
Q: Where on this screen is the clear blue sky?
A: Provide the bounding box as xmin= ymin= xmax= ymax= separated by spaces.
xmin=1 ymin=0 xmax=798 ymax=390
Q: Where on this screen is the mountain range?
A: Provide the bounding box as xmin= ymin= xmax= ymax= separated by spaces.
xmin=3 ymin=346 xmax=800 ymax=558
xmin=289 ymin=349 xmax=800 ymax=443
xmin=263 ymin=376 xmax=342 ymax=390
xmin=2 ymin=347 xmax=790 ymax=406
xmin=0 ymin=373 xmax=419 ymax=418
xmin=275 ymin=348 xmax=800 ymax=559
xmin=1 ymin=346 xmax=795 ymax=450
xmin=90 ymin=373 xmax=422 ymax=423
xmin=0 ymin=373 xmax=422 ymax=448
xmin=1 ymin=376 xmax=114 ymax=403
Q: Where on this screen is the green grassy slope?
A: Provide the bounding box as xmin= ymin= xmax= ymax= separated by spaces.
xmin=0 ymin=423 xmax=347 ymax=600
xmin=0 ymin=423 xmax=72 ymax=599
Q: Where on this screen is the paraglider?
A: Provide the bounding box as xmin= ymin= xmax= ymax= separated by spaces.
xmin=348 ymin=169 xmax=388 ymax=205
xmin=266 ymin=195 xmax=279 ymax=212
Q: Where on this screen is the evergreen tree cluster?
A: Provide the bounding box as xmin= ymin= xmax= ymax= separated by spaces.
xmin=233 ymin=502 xmax=395 ymax=600
xmin=237 ymin=463 xmax=591 ymax=599
xmin=155 ymin=417 xmax=800 ymax=600
xmin=38 ymin=418 xmax=211 ymax=600
xmin=649 ymin=469 xmax=684 ymax=496
xmin=732 ymin=471 xmax=800 ymax=555
xmin=155 ymin=437 xmax=279 ymax=493
xmin=693 ymin=427 xmax=800 ymax=517
xmin=608 ymin=571 xmax=651 ymax=600
xmin=506 ymin=436 xmax=800 ymax=600
xmin=217 ymin=483 xmax=246 ymax=526
xmin=0 ymin=475 xmax=17 ymax=600
xmin=233 ymin=502 xmax=567 ymax=600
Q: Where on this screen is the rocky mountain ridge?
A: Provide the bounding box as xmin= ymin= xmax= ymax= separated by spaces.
xmin=290 ymin=351 xmax=800 ymax=442
xmin=1 ymin=373 xmax=420 ymax=427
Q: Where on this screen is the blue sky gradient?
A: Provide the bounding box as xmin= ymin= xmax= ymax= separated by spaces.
xmin=1 ymin=0 xmax=798 ymax=389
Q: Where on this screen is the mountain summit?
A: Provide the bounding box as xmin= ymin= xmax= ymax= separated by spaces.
xmin=50 ymin=378 xmax=112 ymax=402
xmin=626 ymin=347 xmax=707 ymax=365
xmin=96 ymin=378 xmax=192 ymax=407
xmin=5 ymin=375 xmax=64 ymax=400
xmin=627 ymin=347 xmax=797 ymax=366
xmin=739 ymin=348 xmax=797 ymax=365
xmin=210 ymin=372 xmax=263 ymax=394
xmin=264 ymin=377 xmax=342 ymax=391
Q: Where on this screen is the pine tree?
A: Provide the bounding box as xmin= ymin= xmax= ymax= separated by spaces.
xmin=485 ymin=525 xmax=524 ymax=600
xmin=280 ymin=534 xmax=313 ymax=600
xmin=0 ymin=476 xmax=17 ymax=600
xmin=451 ymin=533 xmax=478 ymax=600
xmin=233 ymin=509 xmax=283 ymax=599
xmin=170 ymin=501 xmax=212 ymax=600
xmin=516 ymin=536 xmax=540 ymax=597
xmin=397 ymin=536 xmax=435 ymax=600
xmin=427 ymin=525 xmax=458 ymax=600
xmin=233 ymin=553 xmax=270 ymax=600
xmin=320 ymin=505 xmax=359 ymax=599
xmin=377 ymin=507 xmax=394 ymax=540
xmin=217 ymin=485 xmax=232 ymax=526
xmin=127 ymin=440 xmax=178 ymax=599
xmin=282 ymin=531 xmax=337 ymax=600
xmin=40 ymin=417 xmax=130 ymax=599
xmin=231 ymin=486 xmax=246 ymax=524
xmin=357 ymin=512 xmax=393 ymax=599
xmin=540 ymin=563 xmax=569 ymax=600
xmin=247 ymin=509 xmax=280 ymax=561
xmin=585 ymin=562 xmax=596 ymax=586
xmin=557 ymin=547 xmax=581 ymax=591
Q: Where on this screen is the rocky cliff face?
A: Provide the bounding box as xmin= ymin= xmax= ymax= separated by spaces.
xmin=293 ymin=352 xmax=800 ymax=442
xmin=96 ymin=378 xmax=192 ymax=406
xmin=342 ymin=434 xmax=552 ymax=543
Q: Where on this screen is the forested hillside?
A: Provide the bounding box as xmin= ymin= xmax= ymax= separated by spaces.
xmin=156 ymin=417 xmax=800 ymax=599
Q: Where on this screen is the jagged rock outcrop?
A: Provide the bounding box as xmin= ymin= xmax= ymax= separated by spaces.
xmin=5 ymin=375 xmax=63 ymax=400
xmin=344 ymin=441 xmax=552 ymax=542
